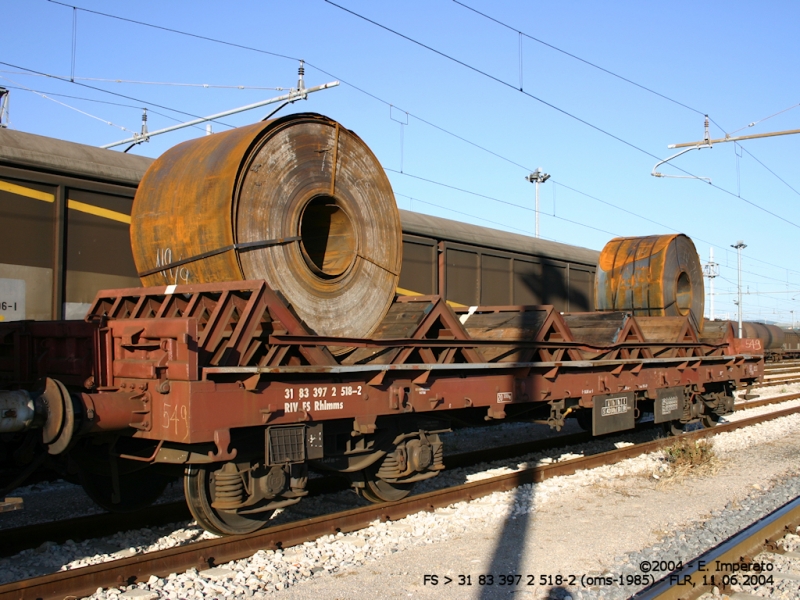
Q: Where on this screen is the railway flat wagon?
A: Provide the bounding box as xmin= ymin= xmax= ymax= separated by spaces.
xmin=0 ymin=115 xmax=762 ymax=536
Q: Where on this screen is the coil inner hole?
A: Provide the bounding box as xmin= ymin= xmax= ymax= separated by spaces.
xmin=675 ymin=271 xmax=692 ymax=316
xmin=299 ymin=196 xmax=356 ymax=278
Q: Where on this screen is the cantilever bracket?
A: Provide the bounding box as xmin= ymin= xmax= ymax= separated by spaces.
xmin=651 ymin=144 xmax=712 ymax=181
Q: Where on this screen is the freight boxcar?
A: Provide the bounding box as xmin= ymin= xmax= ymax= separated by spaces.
xmin=0 ymin=127 xmax=598 ymax=324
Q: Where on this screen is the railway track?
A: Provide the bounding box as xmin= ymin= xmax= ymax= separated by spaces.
xmin=2 ymin=401 xmax=800 ymax=600
xmin=633 ymin=495 xmax=800 ymax=599
xmin=751 ymin=363 xmax=800 ymax=389
xmin=0 ymin=427 xmax=599 ymax=558
xmin=5 ymin=390 xmax=798 ymax=560
xmin=753 ymin=378 xmax=800 ymax=390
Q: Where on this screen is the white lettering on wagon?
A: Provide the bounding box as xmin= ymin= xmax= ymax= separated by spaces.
xmin=284 ymin=385 xmax=362 ymax=401
xmin=314 ymin=400 xmax=344 ymax=411
xmin=497 ymin=392 xmax=513 ymax=403
xmin=661 ymin=395 xmax=679 ymax=414
xmin=283 ymin=400 xmax=344 ymax=413
xmin=601 ymin=396 xmax=629 ymax=417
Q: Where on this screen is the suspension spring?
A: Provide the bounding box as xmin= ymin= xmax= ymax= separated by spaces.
xmin=212 ymin=464 xmax=244 ymax=509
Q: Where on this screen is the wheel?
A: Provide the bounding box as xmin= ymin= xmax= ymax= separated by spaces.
xmin=701 ymin=412 xmax=722 ymax=428
xmin=184 ymin=465 xmax=272 ymax=536
xmin=575 ymin=409 xmax=592 ymax=432
xmin=354 ymin=467 xmax=414 ymax=503
xmin=663 ymin=420 xmax=686 ymax=437
xmin=80 ymin=466 xmax=171 ymax=513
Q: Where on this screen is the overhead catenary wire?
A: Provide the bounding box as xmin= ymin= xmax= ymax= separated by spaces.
xmin=0 ymin=75 xmax=134 ymax=133
xmin=0 ymin=61 xmax=240 ymax=130
xmin=45 ymin=1 xmax=800 ymax=280
xmin=452 ymin=0 xmax=708 ymax=118
xmin=728 ymin=101 xmax=800 ymax=136
xmin=70 ymin=7 xmax=77 ymax=82
xmin=46 ymin=0 xmax=299 ymax=62
xmin=738 ymin=145 xmax=800 ymax=198
xmin=387 ymin=167 xmax=622 ymax=238
xmin=389 ymin=167 xmax=797 ymax=291
xmin=0 ymin=83 xmax=211 ymax=133
xmin=32 ymin=2 xmax=800 ymax=295
xmin=456 ymin=1 xmax=800 ymax=212
xmin=0 ymin=70 xmax=288 ymax=91
xmin=48 ymin=1 xmax=532 ymax=174
xmin=324 ymin=0 xmax=800 ymax=236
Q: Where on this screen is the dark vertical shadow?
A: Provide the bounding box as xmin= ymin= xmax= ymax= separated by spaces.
xmin=519 ymin=260 xmax=591 ymax=313
xmin=478 ymin=475 xmax=534 ymax=600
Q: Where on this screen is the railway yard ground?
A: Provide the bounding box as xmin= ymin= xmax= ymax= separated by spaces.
xmin=3 ymin=381 xmax=800 ymax=600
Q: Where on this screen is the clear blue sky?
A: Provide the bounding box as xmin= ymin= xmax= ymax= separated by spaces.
xmin=4 ymin=0 xmax=800 ymax=324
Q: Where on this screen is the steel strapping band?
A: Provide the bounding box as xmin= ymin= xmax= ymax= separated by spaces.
xmin=138 ymin=236 xmax=302 ymax=278
xmin=356 ymin=253 xmax=400 ymax=277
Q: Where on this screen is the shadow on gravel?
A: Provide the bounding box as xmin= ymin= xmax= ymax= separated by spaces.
xmin=470 ymin=419 xmax=672 ymax=599
xmin=478 ymin=479 xmax=534 ymax=600
xmin=413 ymin=420 xmax=667 ymax=495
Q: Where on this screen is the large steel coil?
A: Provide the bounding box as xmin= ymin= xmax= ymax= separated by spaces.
xmin=595 ymin=234 xmax=704 ymax=331
xmin=130 ymin=113 xmax=402 ymax=342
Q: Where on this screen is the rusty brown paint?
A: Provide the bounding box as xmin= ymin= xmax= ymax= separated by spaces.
xmin=595 ymin=234 xmax=705 ymax=332
xmin=66 ymin=282 xmax=763 ymax=444
xmin=130 ymin=113 xmax=402 ymax=342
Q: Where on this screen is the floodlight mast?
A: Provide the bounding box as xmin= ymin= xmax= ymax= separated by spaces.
xmin=101 ymin=62 xmax=339 ymax=150
xmin=731 ymin=240 xmax=747 ymax=338
xmin=703 ymin=247 xmax=719 ymax=320
xmin=0 ymin=87 xmax=9 ymax=128
xmin=525 ymin=168 xmax=550 ymax=238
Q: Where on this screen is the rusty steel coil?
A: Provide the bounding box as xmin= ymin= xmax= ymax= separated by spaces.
xmin=595 ymin=234 xmax=704 ymax=331
xmin=130 ymin=113 xmax=402 ymax=342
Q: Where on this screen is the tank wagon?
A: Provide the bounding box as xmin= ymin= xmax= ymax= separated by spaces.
xmin=708 ymin=322 xmax=800 ymax=362
xmin=0 ymin=114 xmax=763 ymax=535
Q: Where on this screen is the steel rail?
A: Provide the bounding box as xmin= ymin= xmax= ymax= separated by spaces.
xmin=3 ymin=391 xmax=797 ymax=560
xmin=0 ymin=428 xmax=597 ymax=558
xmin=632 ymin=496 xmax=800 ymax=599
xmin=6 ymin=388 xmax=797 ymax=558
xmin=736 ymin=391 xmax=800 ymax=410
xmin=752 ymin=375 xmax=800 ymax=389
xmin=2 ymin=404 xmax=800 ymax=600
xmin=763 ymin=365 xmax=800 ymax=374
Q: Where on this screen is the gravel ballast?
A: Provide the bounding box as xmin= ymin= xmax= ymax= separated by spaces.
xmin=3 ymin=386 xmax=800 ymax=599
